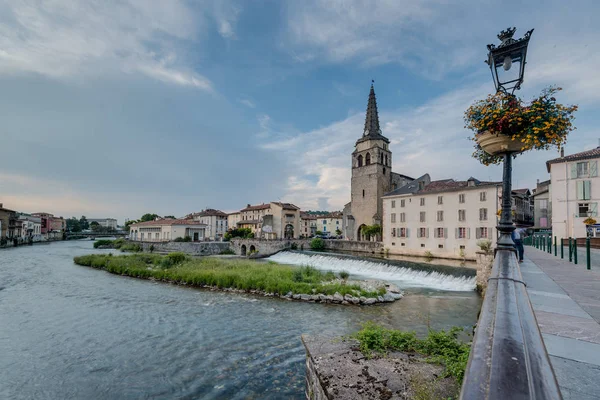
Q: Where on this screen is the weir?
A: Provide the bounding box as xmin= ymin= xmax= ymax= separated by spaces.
xmin=267 ymin=251 xmax=476 ymax=292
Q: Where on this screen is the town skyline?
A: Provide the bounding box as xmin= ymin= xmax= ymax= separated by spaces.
xmin=1 ymin=0 xmax=599 ymax=223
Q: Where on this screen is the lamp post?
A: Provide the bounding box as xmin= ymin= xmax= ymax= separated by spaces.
xmin=486 ymin=27 xmax=534 ymax=251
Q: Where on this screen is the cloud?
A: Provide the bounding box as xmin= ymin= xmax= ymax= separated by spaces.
xmin=238 ymin=98 xmax=256 ymax=108
xmin=213 ymin=2 xmax=242 ymax=39
xmin=0 ymin=0 xmax=227 ymax=91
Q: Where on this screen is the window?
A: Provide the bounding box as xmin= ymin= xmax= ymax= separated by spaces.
xmin=480 ymin=192 xmax=487 ymax=201
xmin=365 ymin=153 xmax=371 ymax=165
xmin=323 ymin=220 xmax=327 ymax=224
xmin=459 ymin=194 xmax=465 ymax=204
xmin=439 ymin=244 xmax=444 ymax=249
xmin=460 ymin=245 xmax=466 ymax=250
xmin=391 ymin=213 xmax=396 ymax=223
xmin=438 ymin=196 xmax=443 ymax=205
xmin=400 ymin=199 xmax=405 ymax=207
xmin=392 ymin=228 xmax=396 ymax=237
xmin=572 ymin=161 xmax=598 ymax=178
xmin=579 ymin=203 xmax=598 ymax=217
xmin=357 ymin=155 xmax=363 ymax=167
xmin=420 ymin=212 xmax=426 ymax=222
xmin=577 ymin=180 xmax=591 ymax=200
xmin=479 ymin=208 xmax=488 ymax=221
xmin=458 ymin=209 xmax=466 ymax=221
xmin=391 ymin=200 xmax=396 ymax=208
xmin=336 ymin=220 xmax=339 ymax=224
xmin=577 ymin=161 xmax=589 ymax=177
xmin=539 ymin=199 xmax=548 ymax=210
xmin=435 ymin=227 xmax=445 ymax=238
xmin=363 ymin=189 xmax=365 ymax=198
xmin=400 ymin=213 xmax=406 ymax=223
xmin=476 ymin=227 xmax=489 ymax=239
xmin=418 ymin=227 xmax=428 ymax=238
xmin=437 ymin=211 xmax=443 ymax=222
xmin=385 ymin=154 xmax=388 ymax=165
xmin=398 ymin=227 xmax=408 ymax=238
xmin=457 ymin=227 xmax=468 ymax=239
xmin=420 ymin=197 xmax=425 ymax=206
xmin=421 ymin=244 xmax=425 ymax=248
xmin=383 ymin=168 xmax=386 ymax=175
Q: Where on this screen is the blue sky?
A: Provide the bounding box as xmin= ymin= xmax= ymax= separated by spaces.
xmin=1 ymin=0 xmax=599 ymax=224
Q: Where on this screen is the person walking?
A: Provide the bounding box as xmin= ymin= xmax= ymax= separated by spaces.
xmin=513 ymin=226 xmax=527 ymax=263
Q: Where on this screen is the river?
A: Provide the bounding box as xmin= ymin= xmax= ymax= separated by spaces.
xmin=0 ymin=240 xmax=481 ymax=399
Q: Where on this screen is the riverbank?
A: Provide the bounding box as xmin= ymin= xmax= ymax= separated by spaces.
xmin=73 ymin=253 xmax=403 ymax=305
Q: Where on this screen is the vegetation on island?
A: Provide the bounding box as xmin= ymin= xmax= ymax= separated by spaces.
xmin=73 ymin=253 xmax=387 ymax=298
xmin=465 ymin=87 xmax=578 ymax=165
xmin=351 ymin=322 xmax=471 ymax=384
xmin=93 ymin=238 xmax=141 ymax=252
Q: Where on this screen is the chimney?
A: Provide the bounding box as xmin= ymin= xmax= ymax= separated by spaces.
xmin=247 ymin=204 xmax=251 ymax=208
xmin=536 ymin=179 xmax=540 ymax=185
xmin=560 ymin=147 xmax=564 ymax=158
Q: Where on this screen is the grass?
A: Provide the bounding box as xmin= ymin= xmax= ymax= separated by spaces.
xmin=351 ymin=322 xmax=471 ymax=384
xmin=73 ymin=254 xmax=385 ymax=298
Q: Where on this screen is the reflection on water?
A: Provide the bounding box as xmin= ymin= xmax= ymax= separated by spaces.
xmin=0 ymin=241 xmax=482 ymax=399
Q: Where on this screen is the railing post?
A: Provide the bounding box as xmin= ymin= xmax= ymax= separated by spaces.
xmin=554 ymin=236 xmax=557 ymax=257
xmin=561 ymin=238 xmax=564 ymax=259
xmin=574 ymin=238 xmax=578 ymax=265
xmin=569 ymin=237 xmax=573 ymax=262
xmin=587 ymin=237 xmax=591 ymax=270
xmin=548 ymin=234 xmax=551 ymax=254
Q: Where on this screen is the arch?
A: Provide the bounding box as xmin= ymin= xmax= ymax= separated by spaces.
xmin=357 ymin=154 xmax=363 ymax=167
xmin=357 ymin=224 xmax=367 ymax=241
xmin=284 ymin=224 xmax=294 ymax=239
xmin=241 ymin=244 xmax=247 ymax=256
xmin=249 ymin=245 xmax=256 ymax=253
xmin=385 ymin=154 xmax=388 ymax=166
xmin=365 ymin=153 xmax=371 ymax=165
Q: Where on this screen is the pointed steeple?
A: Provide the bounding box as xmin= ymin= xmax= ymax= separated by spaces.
xmin=363 ymin=81 xmax=381 ymax=137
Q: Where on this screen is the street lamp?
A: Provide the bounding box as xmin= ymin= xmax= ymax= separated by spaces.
xmin=486 ymin=27 xmax=534 ymax=94
xmin=486 ymin=27 xmax=534 ymax=251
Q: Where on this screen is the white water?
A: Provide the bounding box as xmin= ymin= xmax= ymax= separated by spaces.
xmin=267 ymin=252 xmax=476 ymax=292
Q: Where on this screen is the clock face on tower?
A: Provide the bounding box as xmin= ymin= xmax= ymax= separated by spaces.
xmin=364 ymin=129 xmax=369 ymax=136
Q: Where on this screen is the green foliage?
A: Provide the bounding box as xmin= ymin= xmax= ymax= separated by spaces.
xmin=335 ymin=229 xmax=342 ymax=236
xmin=140 ymin=213 xmax=160 ymax=222
xmin=163 ymin=215 xmax=176 ymax=219
xmin=73 ymin=254 xmax=384 ymax=298
xmin=361 ymin=224 xmax=382 ymax=239
xmin=315 ymin=230 xmax=323 ymax=236
xmin=224 ymin=228 xmax=254 ymax=241
xmin=352 ymin=322 xmax=471 ymax=384
xmin=339 ymin=270 xmax=350 ymax=280
xmin=310 ymin=237 xmax=325 ymax=251
xmin=173 ymin=236 xmax=192 ymax=242
xmin=324 ymin=270 xmax=336 ymax=281
xmin=120 ymin=243 xmax=142 ymax=252
xmin=94 ymin=239 xmax=114 ymax=248
xmin=290 ymin=242 xmax=298 ymax=250
xmin=476 ymin=240 xmax=492 ymax=253
xmin=149 ymin=244 xmax=155 ymax=253
xmin=219 ymin=248 xmax=236 ymax=255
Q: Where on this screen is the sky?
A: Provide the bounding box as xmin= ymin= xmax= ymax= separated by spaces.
xmin=1 ymin=0 xmax=599 ymax=224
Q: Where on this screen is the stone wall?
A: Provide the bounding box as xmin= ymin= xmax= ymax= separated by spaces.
xmin=475 ymin=251 xmax=494 ymax=295
xmin=140 ymin=241 xmax=230 ymax=256
xmin=323 ymin=239 xmax=384 ymax=254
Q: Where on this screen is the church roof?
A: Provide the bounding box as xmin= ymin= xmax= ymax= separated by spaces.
xmin=356 ymin=83 xmax=389 ymax=145
xmin=383 ymin=174 xmax=431 ymax=197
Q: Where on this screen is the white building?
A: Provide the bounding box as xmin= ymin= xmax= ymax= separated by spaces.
xmin=314 ymin=212 xmax=343 ymax=236
xmin=300 ymin=213 xmax=317 ymax=238
xmin=18 ymin=215 xmax=42 ymax=241
xmin=188 ymin=209 xmax=228 ymax=240
xmin=547 ymin=147 xmax=600 ymax=239
xmin=382 ymin=176 xmax=501 ymax=260
xmin=227 ymin=212 xmax=241 ymax=232
xmin=236 ymin=202 xmax=301 ymax=239
xmin=88 ymin=218 xmax=118 ymax=230
xmin=129 ymin=219 xmax=207 ymax=242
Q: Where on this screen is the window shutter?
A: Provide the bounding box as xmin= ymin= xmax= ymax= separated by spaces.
xmin=434 ymin=229 xmax=438 ymax=238
xmin=577 ymin=181 xmax=584 ymax=200
xmin=592 ymin=203 xmax=598 ymax=217
xmin=591 ymin=161 xmax=598 ymax=177
xmin=455 ymin=228 xmax=458 ymax=238
xmin=571 ymin=163 xmax=578 ymax=178
xmin=467 ymin=228 xmax=471 ymax=239
xmin=584 ymin=180 xmax=592 ymax=200
xmin=476 ymin=228 xmax=480 ymax=239
xmin=406 ymin=228 xmax=410 ymax=238
xmin=426 ymin=228 xmax=429 ymax=238
xmin=444 ymin=228 xmax=448 ymax=239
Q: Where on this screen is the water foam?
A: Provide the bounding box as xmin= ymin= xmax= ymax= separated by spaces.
xmin=266 ymin=252 xmax=476 ymax=292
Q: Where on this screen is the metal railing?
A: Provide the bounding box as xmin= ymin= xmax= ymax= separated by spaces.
xmin=526 ymin=234 xmax=593 ymax=270
xmin=460 ymin=249 xmax=561 ymax=399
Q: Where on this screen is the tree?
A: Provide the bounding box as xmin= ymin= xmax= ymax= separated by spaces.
xmin=335 ymin=228 xmax=342 ymax=236
xmin=361 ymin=224 xmax=382 ymax=241
xmin=140 ymin=213 xmax=159 ymax=222
xmin=224 ymin=228 xmax=254 ymax=241
xmin=66 ymin=217 xmax=81 ymax=232
xmin=79 ymin=216 xmax=89 ymax=230
xmin=90 ymin=221 xmax=101 ymax=232
xmin=163 ymin=215 xmax=176 ymax=219
xmin=315 ymin=230 xmax=323 ymax=236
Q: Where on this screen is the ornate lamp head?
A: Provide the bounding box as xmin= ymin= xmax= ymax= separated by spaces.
xmin=486 ymin=27 xmax=534 ymax=94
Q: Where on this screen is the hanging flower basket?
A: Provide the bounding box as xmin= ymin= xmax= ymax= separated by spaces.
xmin=465 ymin=87 xmax=578 ymax=165
xmin=583 ymin=217 xmax=597 ymax=226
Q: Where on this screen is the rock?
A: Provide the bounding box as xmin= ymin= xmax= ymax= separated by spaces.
xmin=333 ymin=292 xmax=344 ymax=303
xmin=300 ymin=294 xmax=311 ymax=301
xmin=359 ymin=296 xmax=367 ymax=304
xmin=310 ymin=295 xmax=320 ymax=302
xmin=319 ymin=294 xmax=327 ymax=302
xmin=293 ymin=294 xmax=301 ymax=300
xmin=389 ymin=292 xmax=403 ymax=300
xmin=341 ymin=300 xmax=349 ymax=305
xmin=350 ymin=297 xmax=360 ymax=305
xmin=325 ymin=295 xmax=334 ymax=303
xmin=363 ymin=298 xmax=376 ymax=305
xmin=382 ymin=293 xmax=396 ymax=302
xmin=377 ymin=296 xmax=384 ymax=303
xmin=344 ymin=294 xmax=354 ymax=302
xmin=386 ymin=283 xmax=402 ymax=294
xmin=286 ymin=291 xmax=293 ymax=298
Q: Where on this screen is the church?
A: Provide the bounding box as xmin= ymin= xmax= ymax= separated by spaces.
xmin=342 ymin=83 xmax=414 ymax=241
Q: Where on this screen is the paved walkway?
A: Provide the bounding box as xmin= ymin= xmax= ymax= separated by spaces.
xmin=523 ymin=247 xmax=600 ymax=399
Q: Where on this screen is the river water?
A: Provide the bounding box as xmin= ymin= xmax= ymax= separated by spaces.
xmin=0 ymin=241 xmax=481 ymax=399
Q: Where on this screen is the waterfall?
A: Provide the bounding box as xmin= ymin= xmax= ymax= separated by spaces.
xmin=266 ymin=251 xmax=476 ymax=292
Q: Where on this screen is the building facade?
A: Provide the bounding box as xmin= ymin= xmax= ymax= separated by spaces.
xmin=314 ymin=212 xmax=343 ymax=236
xmin=236 ymin=202 xmax=301 ymax=239
xmin=188 ymin=209 xmax=228 ymax=240
xmin=31 ymin=212 xmax=65 ymax=240
xmin=227 ymin=212 xmax=241 ymax=232
xmin=511 ymin=189 xmax=534 ymax=227
xmin=532 ymin=179 xmax=552 ymax=230
xmin=0 ymin=203 xmax=17 ymax=239
xmin=300 ymin=213 xmax=317 ymax=238
xmin=87 ymin=218 xmax=118 ymax=230
xmin=129 ymin=219 xmax=207 ymax=242
xmin=342 ymin=84 xmax=413 ymax=241
xmin=548 ymin=147 xmax=600 ymax=239
xmin=382 ymin=177 xmax=501 ymax=260
xmin=18 ymin=215 xmax=42 ymax=241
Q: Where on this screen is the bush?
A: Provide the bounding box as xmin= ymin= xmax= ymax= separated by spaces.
xmin=94 ymin=239 xmax=114 ymax=248
xmin=120 ymin=243 xmax=142 ymax=252
xmin=166 ymin=252 xmax=187 ymax=264
xmin=477 ymin=240 xmax=492 ymax=253
xmin=310 ymin=237 xmax=325 ymax=251
xmin=219 ymin=248 xmax=236 ymax=255
xmin=173 ymin=236 xmax=192 ymax=242
xmin=149 ymin=244 xmax=155 ymax=253
xmin=339 ymin=270 xmax=350 ymax=280
xmin=290 ymin=242 xmax=298 ymax=250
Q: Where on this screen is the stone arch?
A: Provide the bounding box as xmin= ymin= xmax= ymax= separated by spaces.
xmin=365 ymin=153 xmax=371 ymax=165
xmin=241 ymin=244 xmax=247 ymax=256
xmin=357 ymin=224 xmax=367 ymax=241
xmin=284 ymin=224 xmax=294 ymax=239
xmin=249 ymin=245 xmax=256 ymax=253
xmin=357 ymin=154 xmax=363 ymax=167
